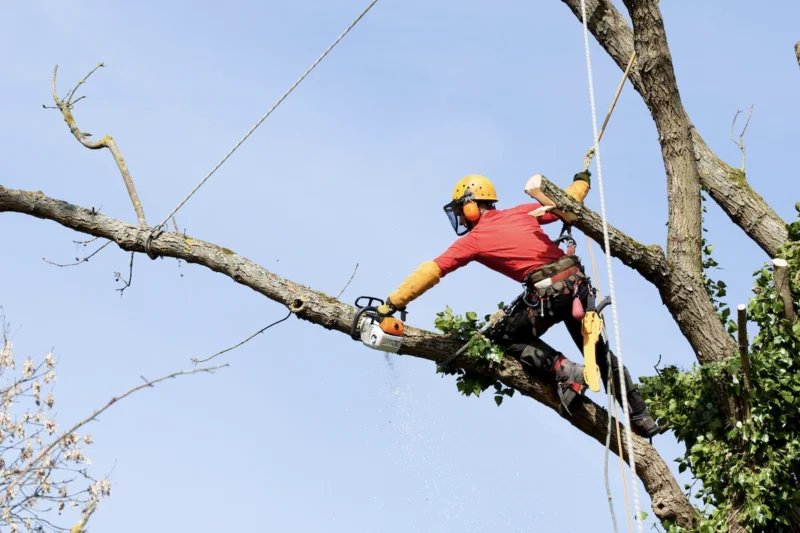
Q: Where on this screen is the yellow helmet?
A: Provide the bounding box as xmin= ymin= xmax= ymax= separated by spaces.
xmin=451 ymin=174 xmax=498 ymax=202
xmin=443 ymin=174 xmax=498 ymax=236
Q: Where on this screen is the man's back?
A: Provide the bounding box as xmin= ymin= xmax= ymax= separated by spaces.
xmin=433 ymin=203 xmax=565 ymax=282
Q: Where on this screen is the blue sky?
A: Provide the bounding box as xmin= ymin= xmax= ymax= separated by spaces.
xmin=1 ymin=0 xmax=798 ymax=531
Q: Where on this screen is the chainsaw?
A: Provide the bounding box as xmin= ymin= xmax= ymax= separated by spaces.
xmin=350 ymin=296 xmax=406 ymax=353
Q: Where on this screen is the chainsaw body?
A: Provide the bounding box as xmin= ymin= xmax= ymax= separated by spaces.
xmin=350 ymin=296 xmax=405 ymax=353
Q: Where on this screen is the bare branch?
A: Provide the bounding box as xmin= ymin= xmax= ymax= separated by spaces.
xmin=73 ymin=236 xmax=100 ymax=245
xmin=43 ymin=240 xmax=112 ymax=267
xmin=0 ymin=363 xmax=228 ymax=507
xmin=0 ymin=184 xmax=695 ymax=526
xmin=336 ymin=263 xmax=359 ymax=300
xmin=63 ymin=63 xmax=104 ymax=107
xmin=191 ymin=309 xmax=292 ymax=364
xmin=729 ymin=106 xmax=754 ymax=172
xmin=50 ymin=64 xmax=147 ymax=226
xmin=114 ymin=252 xmax=135 ymax=295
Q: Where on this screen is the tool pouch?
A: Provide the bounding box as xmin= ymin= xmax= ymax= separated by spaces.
xmin=525 ymin=255 xmax=580 ymax=286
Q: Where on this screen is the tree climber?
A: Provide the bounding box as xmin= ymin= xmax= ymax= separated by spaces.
xmin=377 ymin=173 xmax=660 ymax=438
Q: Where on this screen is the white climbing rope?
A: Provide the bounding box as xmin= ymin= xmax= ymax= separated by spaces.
xmin=577 ymin=1 xmax=644 ymax=532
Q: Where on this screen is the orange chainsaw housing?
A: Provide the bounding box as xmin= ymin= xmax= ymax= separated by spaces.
xmin=380 ymin=317 xmax=404 ymax=336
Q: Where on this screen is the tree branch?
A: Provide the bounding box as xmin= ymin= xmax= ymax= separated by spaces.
xmin=559 ymin=0 xmax=788 ymax=258
xmin=0 ymin=184 xmax=695 ymax=527
xmin=729 ymin=106 xmax=754 ymax=172
xmin=50 ymin=64 xmax=147 ymax=227
xmin=795 ymin=40 xmax=800 ymax=69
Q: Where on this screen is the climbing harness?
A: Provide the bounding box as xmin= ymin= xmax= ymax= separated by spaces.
xmin=578 ymin=0 xmax=644 ymax=530
xmin=144 ymin=0 xmax=381 ymax=258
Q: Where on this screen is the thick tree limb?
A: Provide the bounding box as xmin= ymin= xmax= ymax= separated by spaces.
xmin=559 ymin=0 xmax=787 ymax=258
xmin=50 ymin=65 xmax=147 ymax=227
xmin=0 ymin=184 xmax=696 ymax=527
xmin=621 ymin=0 xmax=703 ymax=274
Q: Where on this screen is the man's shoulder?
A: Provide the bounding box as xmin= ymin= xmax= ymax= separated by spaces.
xmin=497 ymin=203 xmax=539 ymax=215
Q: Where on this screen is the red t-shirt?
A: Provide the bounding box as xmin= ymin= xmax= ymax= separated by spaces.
xmin=433 ymin=203 xmax=564 ymax=282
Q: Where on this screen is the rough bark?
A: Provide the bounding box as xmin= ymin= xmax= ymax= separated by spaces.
xmin=560 ymin=0 xmax=787 ymax=258
xmin=0 ymin=183 xmax=697 ymax=528
xmin=621 ymin=0 xmax=703 ymax=274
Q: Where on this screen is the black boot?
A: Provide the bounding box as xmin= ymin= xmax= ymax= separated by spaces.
xmin=627 ymin=389 xmax=660 ymax=438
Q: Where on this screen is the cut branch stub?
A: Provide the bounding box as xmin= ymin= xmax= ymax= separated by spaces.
xmin=524 ymin=174 xmax=577 ymax=223
xmin=773 ymin=258 xmax=798 ymax=323
xmin=737 ymin=303 xmax=751 ymax=422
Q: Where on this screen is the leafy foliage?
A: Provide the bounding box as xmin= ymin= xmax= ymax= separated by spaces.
xmin=700 ymin=192 xmax=737 ymax=336
xmin=432 ymin=305 xmax=514 ymax=406
xmin=641 ymin=203 xmax=800 ymax=533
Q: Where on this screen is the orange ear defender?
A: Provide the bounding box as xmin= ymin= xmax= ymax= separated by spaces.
xmin=462 ymin=201 xmax=481 ymax=222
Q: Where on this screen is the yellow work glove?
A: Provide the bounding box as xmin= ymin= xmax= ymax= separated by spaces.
xmin=387 ymin=261 xmax=442 ymax=309
xmin=564 ymin=171 xmax=591 ymax=204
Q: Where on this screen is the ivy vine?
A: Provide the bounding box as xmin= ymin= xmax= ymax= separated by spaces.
xmin=640 ymin=201 xmax=800 ymax=532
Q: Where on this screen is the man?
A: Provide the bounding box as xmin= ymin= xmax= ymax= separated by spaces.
xmin=376 ymin=172 xmax=659 ymax=438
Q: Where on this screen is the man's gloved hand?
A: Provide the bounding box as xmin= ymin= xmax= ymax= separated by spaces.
xmin=573 ymin=170 xmax=591 ymax=184
xmin=488 ymin=308 xmax=506 ymax=327
xmin=376 ymin=298 xmax=398 ymax=318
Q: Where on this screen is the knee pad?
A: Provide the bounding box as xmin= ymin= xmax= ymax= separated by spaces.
xmin=519 ymin=345 xmax=560 ymax=371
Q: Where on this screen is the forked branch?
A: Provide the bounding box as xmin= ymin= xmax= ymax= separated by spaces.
xmin=50 ymin=64 xmax=147 ymax=226
xmin=729 ymin=106 xmax=754 ymax=172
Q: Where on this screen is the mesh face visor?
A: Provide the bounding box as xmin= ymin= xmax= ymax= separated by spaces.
xmin=443 ymin=199 xmax=470 ymax=236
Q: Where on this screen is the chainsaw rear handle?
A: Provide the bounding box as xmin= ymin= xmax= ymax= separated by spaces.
xmin=595 ymin=296 xmax=612 ymax=314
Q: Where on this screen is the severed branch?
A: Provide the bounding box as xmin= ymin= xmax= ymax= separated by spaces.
xmin=729 ymin=106 xmax=754 ymax=172
xmin=0 ymin=184 xmax=695 ymax=527
xmin=49 ymin=64 xmax=147 ymax=227
xmin=525 ymin=174 xmax=668 ymax=281
xmin=773 ymin=258 xmax=798 ymax=323
xmin=0 ymin=363 xmax=227 ymax=507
